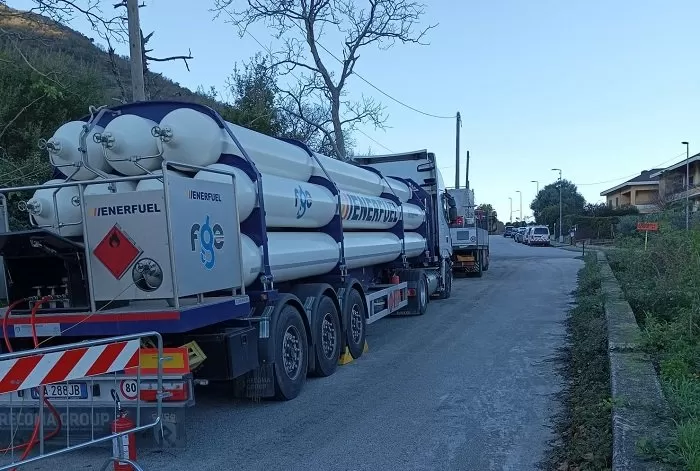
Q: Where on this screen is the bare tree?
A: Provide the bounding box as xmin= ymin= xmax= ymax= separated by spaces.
xmin=212 ymin=0 xmax=435 ymax=159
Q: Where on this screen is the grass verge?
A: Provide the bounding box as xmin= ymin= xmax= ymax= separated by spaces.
xmin=545 ymin=253 xmax=612 ymax=471
xmin=608 ymin=225 xmax=700 ymax=469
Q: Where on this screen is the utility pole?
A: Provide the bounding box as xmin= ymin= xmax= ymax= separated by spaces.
xmin=509 ymin=197 xmax=513 ymax=223
xmin=465 ymin=150 xmax=470 ymax=189
xmin=531 ymin=180 xmax=539 ymax=194
xmin=683 ymin=141 xmax=690 ymax=230
xmin=552 ymin=168 xmax=563 ymax=242
xmin=455 ymin=112 xmax=461 ymax=188
xmin=127 ymin=0 xmax=146 ymax=102
xmin=516 ymin=190 xmax=522 ymax=222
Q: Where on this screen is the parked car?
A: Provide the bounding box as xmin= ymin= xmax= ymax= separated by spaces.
xmin=504 ymin=225 xmax=515 ymax=237
xmin=514 ymin=227 xmax=526 ymax=243
xmin=523 ymin=226 xmax=533 ymax=244
xmin=528 ymin=226 xmax=551 ymax=246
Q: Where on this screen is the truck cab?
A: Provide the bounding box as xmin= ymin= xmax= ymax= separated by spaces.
xmin=445 ymin=188 xmax=490 ymax=276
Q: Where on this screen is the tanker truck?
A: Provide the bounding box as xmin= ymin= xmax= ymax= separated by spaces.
xmin=0 ymin=101 xmax=453 ymax=445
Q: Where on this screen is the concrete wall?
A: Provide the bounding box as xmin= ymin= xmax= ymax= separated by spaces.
xmin=597 ymin=251 xmax=673 ymax=470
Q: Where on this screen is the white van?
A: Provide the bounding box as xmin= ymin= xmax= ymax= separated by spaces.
xmin=527 ymin=225 xmax=551 ymax=246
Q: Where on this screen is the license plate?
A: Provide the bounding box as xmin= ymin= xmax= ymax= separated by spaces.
xmin=30 ymin=383 xmax=88 ymax=399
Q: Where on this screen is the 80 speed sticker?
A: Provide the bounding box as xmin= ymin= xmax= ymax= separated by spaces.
xmin=120 ymin=379 xmax=139 ymax=400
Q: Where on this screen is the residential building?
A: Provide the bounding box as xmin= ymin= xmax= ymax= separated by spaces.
xmin=600 ymin=169 xmax=662 ymax=214
xmin=651 ymin=153 xmax=700 ymax=211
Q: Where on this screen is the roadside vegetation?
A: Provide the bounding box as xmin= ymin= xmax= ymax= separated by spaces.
xmin=546 ymin=253 xmax=612 ymax=471
xmin=609 ymin=216 xmax=700 ymax=470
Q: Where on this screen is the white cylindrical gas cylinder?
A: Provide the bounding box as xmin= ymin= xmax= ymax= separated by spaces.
xmin=240 ymin=234 xmax=263 ymax=287
xmin=156 ymin=108 xmax=315 ymax=182
xmin=402 ymin=203 xmax=425 ymax=230
xmin=156 ymin=108 xmax=412 ymax=200
xmin=267 ymin=232 xmax=339 ymax=282
xmin=83 ymin=175 xmax=137 ymax=196
xmin=101 ymin=115 xmax=162 ymax=176
xmin=193 ymin=164 xmax=337 ymax=228
xmin=263 ymin=176 xmax=336 ymax=228
xmin=312 ymin=152 xmax=385 ymax=196
xmin=157 ymin=108 xmax=225 ymax=169
xmin=343 ymin=232 xmax=402 ymax=269
xmin=404 ymin=232 xmax=427 ymax=259
xmin=383 ymin=177 xmax=412 ymax=203
xmin=26 ymin=179 xmax=83 ymax=237
xmin=47 ymin=121 xmax=110 ymax=180
xmin=193 ymin=163 xmax=256 ymax=222
xmin=239 ymin=230 xmax=424 ymax=286
xmin=194 ymin=163 xmax=425 ymax=230
xmin=135 ymin=169 xmax=188 ymax=191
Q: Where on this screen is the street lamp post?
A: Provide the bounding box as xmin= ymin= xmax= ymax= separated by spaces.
xmin=531 ymin=180 xmax=539 ymax=194
xmin=516 ymin=190 xmax=522 ymax=223
xmin=509 ymin=197 xmax=513 ymax=223
xmin=552 ymin=168 xmax=563 ymax=242
xmin=683 ymin=141 xmax=690 ymax=230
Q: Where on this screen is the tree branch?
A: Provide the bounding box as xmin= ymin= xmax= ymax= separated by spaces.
xmin=0 ymin=93 xmax=47 ymax=141
xmin=215 ymin=0 xmax=433 ymax=158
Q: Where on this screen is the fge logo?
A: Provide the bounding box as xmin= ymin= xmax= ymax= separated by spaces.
xmin=294 ymin=185 xmax=312 ymax=219
xmin=190 ymin=215 xmax=224 ymax=270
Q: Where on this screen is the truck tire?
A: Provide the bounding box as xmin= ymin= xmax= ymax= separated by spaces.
xmin=398 ymin=269 xmax=429 ymax=314
xmin=273 ymin=304 xmax=309 ymax=400
xmin=345 ymin=288 xmax=367 ymax=359
xmin=312 ymin=295 xmax=341 ymax=377
xmin=482 ymin=249 xmax=490 ymax=272
xmin=475 ymin=251 xmax=483 ymax=278
xmin=439 ymin=266 xmax=452 ymax=299
xmin=416 ymin=271 xmax=429 ymax=314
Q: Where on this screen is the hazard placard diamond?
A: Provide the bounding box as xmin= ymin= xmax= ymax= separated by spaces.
xmin=93 ymin=224 xmax=142 ymax=279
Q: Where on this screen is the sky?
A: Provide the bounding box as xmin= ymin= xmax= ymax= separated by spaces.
xmin=9 ymin=0 xmax=700 ymax=222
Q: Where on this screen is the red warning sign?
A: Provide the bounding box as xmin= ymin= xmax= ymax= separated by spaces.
xmin=93 ymin=224 xmax=142 ymax=279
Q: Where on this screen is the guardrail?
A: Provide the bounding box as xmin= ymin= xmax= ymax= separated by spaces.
xmin=0 ymin=332 xmax=163 ymax=471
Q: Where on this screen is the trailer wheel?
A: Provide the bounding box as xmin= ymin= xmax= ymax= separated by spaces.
xmin=274 ymin=304 xmax=309 ymax=400
xmin=345 ymin=288 xmax=366 ymax=359
xmin=482 ymin=249 xmax=490 ymax=272
xmin=312 ymin=295 xmax=341 ymax=377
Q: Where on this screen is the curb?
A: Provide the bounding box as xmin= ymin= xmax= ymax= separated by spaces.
xmin=596 ymin=250 xmax=673 ymax=471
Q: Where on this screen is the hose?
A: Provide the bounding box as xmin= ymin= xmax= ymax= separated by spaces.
xmin=1 ymin=296 xmax=64 ymax=462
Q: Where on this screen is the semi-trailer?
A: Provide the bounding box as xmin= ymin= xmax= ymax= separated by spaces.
xmin=0 ymin=101 xmax=455 ymax=445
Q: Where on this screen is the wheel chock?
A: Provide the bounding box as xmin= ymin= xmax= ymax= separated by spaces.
xmin=337 ymin=341 xmax=369 ymax=365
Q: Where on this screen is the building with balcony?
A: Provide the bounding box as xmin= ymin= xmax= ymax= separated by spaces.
xmin=650 ymin=153 xmax=700 ymax=211
xmin=600 ymin=169 xmax=661 ymax=214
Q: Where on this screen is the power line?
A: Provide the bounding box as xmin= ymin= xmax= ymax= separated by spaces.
xmin=239 ymin=24 xmax=395 ymax=154
xmin=575 ymin=151 xmax=686 ymax=186
xmin=248 ymin=15 xmax=452 ymax=120
xmin=355 ymin=128 xmax=394 ymax=153
xmin=295 ymin=25 xmax=454 ymax=120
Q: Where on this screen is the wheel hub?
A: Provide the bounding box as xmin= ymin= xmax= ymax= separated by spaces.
xmin=282 ymin=325 xmax=302 ymax=380
xmin=350 ymin=303 xmax=362 ymax=344
xmin=321 ymin=312 xmax=337 ymax=359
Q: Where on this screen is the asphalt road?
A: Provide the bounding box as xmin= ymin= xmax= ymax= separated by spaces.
xmin=17 ymin=237 xmax=583 ymax=471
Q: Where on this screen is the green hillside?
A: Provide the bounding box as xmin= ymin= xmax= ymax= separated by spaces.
xmin=0 ymin=3 xmax=220 ymax=105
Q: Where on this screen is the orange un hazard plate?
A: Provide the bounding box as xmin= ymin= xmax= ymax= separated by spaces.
xmin=124 ymin=347 xmax=190 ymax=375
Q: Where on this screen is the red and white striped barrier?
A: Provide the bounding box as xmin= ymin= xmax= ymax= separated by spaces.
xmin=0 ymin=340 xmax=140 ymax=394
